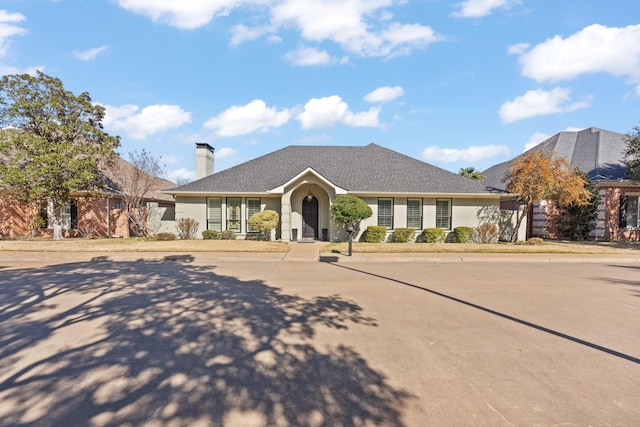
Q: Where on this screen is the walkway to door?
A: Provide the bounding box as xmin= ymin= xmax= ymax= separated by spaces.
xmin=283 ymin=241 xmax=324 ymax=262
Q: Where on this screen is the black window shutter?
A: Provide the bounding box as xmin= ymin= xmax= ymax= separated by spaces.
xmin=71 ymin=200 xmax=78 ymax=230
xmin=619 ymin=195 xmax=627 ymax=228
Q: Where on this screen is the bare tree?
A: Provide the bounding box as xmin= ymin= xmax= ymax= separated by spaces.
xmin=112 ymin=149 xmax=167 ymax=237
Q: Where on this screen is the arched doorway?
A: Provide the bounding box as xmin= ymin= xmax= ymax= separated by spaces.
xmin=302 ymin=196 xmax=319 ymax=239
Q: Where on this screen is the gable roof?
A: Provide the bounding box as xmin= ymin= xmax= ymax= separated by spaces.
xmin=482 ymin=127 xmax=629 ymax=191
xmin=168 ymin=143 xmax=491 ymax=195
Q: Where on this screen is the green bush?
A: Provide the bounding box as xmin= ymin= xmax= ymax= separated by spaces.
xmin=453 ymin=226 xmax=474 ymax=243
xmin=421 ymin=228 xmax=446 ymax=243
xmin=202 ymin=230 xmax=220 ymax=240
xmin=155 ymin=232 xmax=177 ymax=241
xmin=220 ymin=229 xmax=237 ymax=240
xmin=247 ymin=210 xmax=279 ymax=241
xmin=391 ymin=228 xmax=415 ymax=243
xmin=363 ymin=226 xmax=387 ymax=243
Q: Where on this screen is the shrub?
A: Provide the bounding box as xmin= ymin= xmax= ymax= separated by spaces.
xmin=475 ymin=223 xmax=499 ymax=243
xmin=248 ymin=210 xmax=279 ymax=241
xmin=177 ymin=218 xmax=199 ymax=240
xmin=330 ymin=195 xmax=373 ymax=228
xmin=453 ymin=226 xmax=474 ymax=243
xmin=363 ymin=226 xmax=387 ymax=243
xmin=155 ymin=232 xmax=177 ymax=241
xmin=391 ymin=228 xmax=415 ymax=243
xmin=527 ymin=237 xmax=544 ymax=245
xmin=220 ymin=229 xmax=237 ymax=240
xmin=202 ymin=230 xmax=220 ymax=240
xmin=421 ymin=228 xmax=446 ymax=243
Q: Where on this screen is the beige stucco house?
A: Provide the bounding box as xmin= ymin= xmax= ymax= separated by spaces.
xmin=165 ymin=143 xmax=503 ymax=242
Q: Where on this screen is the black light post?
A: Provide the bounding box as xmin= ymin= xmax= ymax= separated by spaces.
xmin=347 ymin=224 xmax=354 ymax=256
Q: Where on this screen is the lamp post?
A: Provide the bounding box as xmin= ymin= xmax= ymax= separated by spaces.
xmin=346 ymin=224 xmax=354 ymax=256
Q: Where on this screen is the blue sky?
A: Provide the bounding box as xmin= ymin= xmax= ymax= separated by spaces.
xmin=2 ymin=1 xmax=640 ymax=182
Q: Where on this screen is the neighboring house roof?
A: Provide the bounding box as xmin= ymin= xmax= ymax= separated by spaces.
xmin=101 ymin=156 xmax=176 ymax=203
xmin=168 ymin=143 xmax=492 ymax=195
xmin=482 ymin=127 xmax=629 ymax=191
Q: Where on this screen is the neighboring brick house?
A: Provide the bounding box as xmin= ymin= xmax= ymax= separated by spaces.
xmin=0 ymin=155 xmax=176 ymax=239
xmin=483 ymin=127 xmax=640 ymax=241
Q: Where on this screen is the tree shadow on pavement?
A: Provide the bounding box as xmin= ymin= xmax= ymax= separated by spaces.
xmin=0 ymin=256 xmax=411 ymax=427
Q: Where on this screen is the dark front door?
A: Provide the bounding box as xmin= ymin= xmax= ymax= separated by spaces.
xmin=302 ymin=196 xmax=319 ymax=239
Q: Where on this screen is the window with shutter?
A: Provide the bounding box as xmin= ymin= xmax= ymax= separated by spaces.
xmin=207 ymin=198 xmax=222 ymax=231
xmin=407 ymin=198 xmax=422 ymax=229
xmin=378 ymin=198 xmax=394 ymax=229
xmin=435 ymin=199 xmax=451 ymax=229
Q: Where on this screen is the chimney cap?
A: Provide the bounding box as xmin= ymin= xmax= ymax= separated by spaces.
xmin=196 ymin=142 xmax=214 ymax=152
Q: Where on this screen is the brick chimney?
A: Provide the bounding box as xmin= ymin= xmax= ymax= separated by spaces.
xmin=195 ymin=143 xmax=214 ymax=179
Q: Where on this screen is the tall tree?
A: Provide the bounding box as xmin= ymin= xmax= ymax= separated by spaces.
xmin=624 ymin=125 xmax=640 ymax=181
xmin=459 ymin=167 xmax=484 ymax=180
xmin=502 ymin=150 xmax=591 ymax=242
xmin=0 ymin=72 xmax=119 ymax=240
xmin=555 ymin=169 xmax=599 ymax=240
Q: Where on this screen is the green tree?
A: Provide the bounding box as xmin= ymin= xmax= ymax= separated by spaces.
xmin=625 ymin=125 xmax=640 ymax=181
xmin=330 ymin=195 xmax=373 ymax=234
xmin=459 ymin=167 xmax=484 ymax=180
xmin=502 ymin=150 xmax=591 ymax=243
xmin=555 ymin=169 xmax=599 ymax=240
xmin=0 ymin=72 xmax=119 ymax=240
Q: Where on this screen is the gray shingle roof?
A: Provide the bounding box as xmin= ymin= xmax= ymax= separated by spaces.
xmin=168 ymin=143 xmax=491 ymax=195
xmin=482 ymin=127 xmax=629 ymax=191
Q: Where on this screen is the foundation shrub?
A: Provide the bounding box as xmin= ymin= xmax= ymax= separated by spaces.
xmin=475 ymin=223 xmax=499 ymax=243
xmin=391 ymin=228 xmax=415 ymax=243
xmin=177 ymin=218 xmax=199 ymax=240
xmin=220 ymin=229 xmax=237 ymax=240
xmin=453 ymin=226 xmax=474 ymax=243
xmin=202 ymin=230 xmax=220 ymax=240
xmin=421 ymin=228 xmax=446 ymax=243
xmin=363 ymin=226 xmax=387 ymax=243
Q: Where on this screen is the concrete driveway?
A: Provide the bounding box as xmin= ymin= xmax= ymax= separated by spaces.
xmin=0 ymin=253 xmax=638 ymax=426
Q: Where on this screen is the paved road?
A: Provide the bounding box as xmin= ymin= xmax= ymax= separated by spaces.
xmin=0 ymin=253 xmax=638 ymax=426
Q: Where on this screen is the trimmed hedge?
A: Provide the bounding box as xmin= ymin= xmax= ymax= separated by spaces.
xmin=391 ymin=228 xmax=415 ymax=243
xmin=363 ymin=226 xmax=387 ymax=243
xmin=202 ymin=230 xmax=220 ymax=240
xmin=421 ymin=228 xmax=445 ymax=243
xmin=453 ymin=226 xmax=474 ymax=243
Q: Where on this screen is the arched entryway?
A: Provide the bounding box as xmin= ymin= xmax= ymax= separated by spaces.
xmin=302 ymin=196 xmax=319 ymax=239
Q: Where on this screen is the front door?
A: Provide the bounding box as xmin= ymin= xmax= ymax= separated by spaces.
xmin=302 ymin=196 xmax=318 ymax=239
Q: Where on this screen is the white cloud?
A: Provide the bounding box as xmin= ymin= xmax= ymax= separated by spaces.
xmin=204 ymin=99 xmax=292 ymax=137
xmin=0 ymin=10 xmax=27 ymax=57
xmin=103 ymin=104 xmax=192 ymax=139
xmin=167 ymin=167 xmax=196 ymax=182
xmin=73 ymin=46 xmax=108 ymax=61
xmin=0 ymin=64 xmax=43 ymax=75
xmin=512 ymin=24 xmax=640 ymax=86
xmin=451 ymin=0 xmax=520 ymax=18
xmin=115 ymin=1 xmax=442 ymax=59
xmin=297 ymin=95 xmax=380 ymax=129
xmin=364 ymin=86 xmax=405 ymax=103
xmin=230 ymin=24 xmax=270 ymax=46
xmin=285 ymin=47 xmax=333 ymax=66
xmin=215 ymin=147 xmax=238 ymax=159
xmin=113 ymin=0 xmax=240 ymax=30
xmin=422 ymin=144 xmax=510 ymax=163
xmin=499 ymin=87 xmax=591 ymax=123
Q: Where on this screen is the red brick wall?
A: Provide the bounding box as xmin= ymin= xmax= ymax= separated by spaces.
xmin=603 ymin=187 xmax=640 ymax=241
